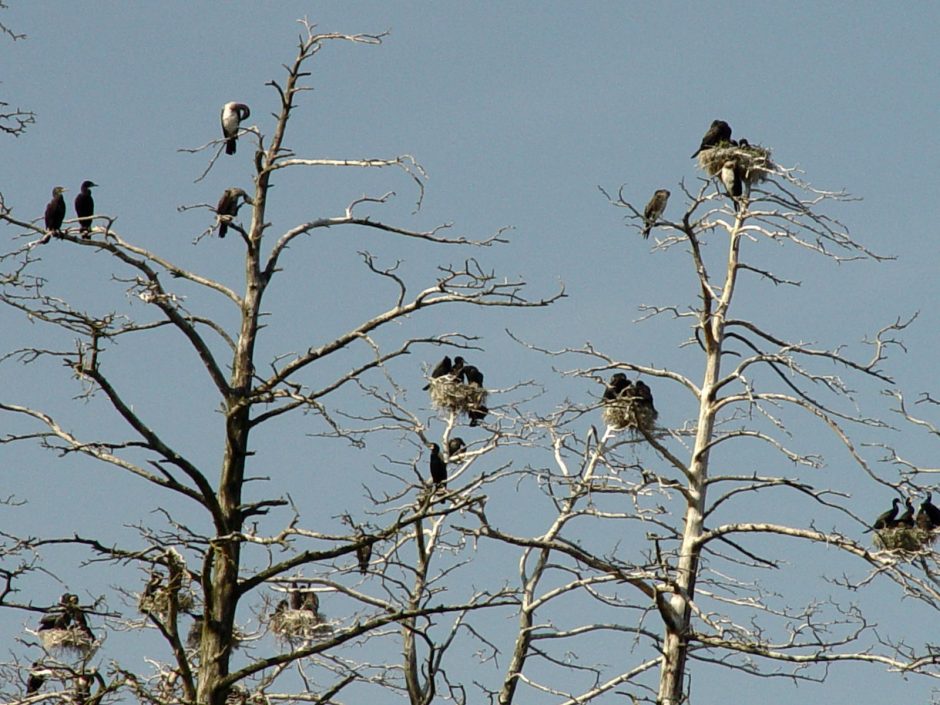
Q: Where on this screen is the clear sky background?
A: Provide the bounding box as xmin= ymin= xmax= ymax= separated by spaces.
xmin=2 ymin=2 xmax=940 ymax=703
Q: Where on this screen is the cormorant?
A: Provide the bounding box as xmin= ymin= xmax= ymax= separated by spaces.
xmin=423 ymin=355 xmax=452 ymax=390
xmin=356 ymin=541 xmax=372 ymax=574
xmin=461 ymin=365 xmax=484 ymax=387
xmin=897 ymin=497 xmax=915 ymax=528
xmin=919 ymin=491 xmax=940 ymax=529
xmin=299 ymin=589 xmax=319 ymax=614
xmin=451 ymin=356 xmax=466 ymax=379
xmin=737 ymin=138 xmax=750 ymax=148
xmin=273 ymin=599 xmax=288 ymax=617
xmin=26 ymin=662 xmax=49 ymax=694
xmin=143 ymin=572 xmax=162 ymax=598
xmin=690 ymin=119 xmax=732 ymax=158
xmin=74 ymin=181 xmax=97 ymax=237
xmin=221 ymin=102 xmax=251 ymax=155
xmin=641 ymin=189 xmax=670 ymax=239
xmin=468 ymin=404 xmax=488 ymax=427
xmin=603 ymin=373 xmax=631 ymax=401
xmin=870 ymin=497 xmax=901 ymax=531
xmin=216 ymin=188 xmax=249 ymax=238
xmin=44 ymin=186 xmax=67 ymax=236
xmin=428 ymin=442 xmax=447 ymax=485
xmin=719 ymin=160 xmax=742 ymax=209
xmin=633 ymin=380 xmax=658 ymax=416
xmin=447 ymin=437 xmax=466 ymax=457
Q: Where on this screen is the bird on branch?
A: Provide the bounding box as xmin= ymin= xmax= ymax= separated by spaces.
xmin=74 ymin=180 xmax=98 ymax=237
xmin=641 ymin=189 xmax=670 ymax=239
xmin=44 ymin=186 xmax=67 ymax=237
xmin=221 ymin=102 xmax=251 ymax=155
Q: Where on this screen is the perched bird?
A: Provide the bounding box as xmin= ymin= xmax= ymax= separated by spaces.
xmin=26 ymin=662 xmax=50 ymax=694
xmin=720 ymin=160 xmax=743 ymax=210
xmin=356 ymin=540 xmax=372 ymax=575
xmin=468 ymin=404 xmax=488 ymax=427
xmin=450 ymin=356 xmax=466 ymax=379
xmin=461 ymin=365 xmax=484 ymax=387
xmin=39 ymin=592 xmax=75 ymax=631
xmin=869 ymin=497 xmax=901 ymax=532
xmin=44 ymin=186 xmax=67 ymax=236
xmin=447 ymin=437 xmax=467 ymax=457
xmin=633 ymin=379 xmax=659 ymax=421
xmin=897 ymin=497 xmax=916 ymax=528
xmin=428 ymin=442 xmax=447 ymax=486
xmin=221 ymin=102 xmax=251 ymax=155
xmin=216 ymin=187 xmax=249 ymax=238
xmin=273 ymin=599 xmax=288 ymax=617
xmin=918 ymin=491 xmax=940 ymax=530
xmin=737 ymin=138 xmax=751 ymax=149
xmin=423 ymin=355 xmax=452 ymax=390
xmin=290 ymin=589 xmax=319 ymax=614
xmin=73 ymin=181 xmax=97 ymax=237
xmin=603 ymin=373 xmax=631 ymax=401
xmin=641 ymin=189 xmax=670 ymax=239
xmin=690 ymin=119 xmax=732 ymax=159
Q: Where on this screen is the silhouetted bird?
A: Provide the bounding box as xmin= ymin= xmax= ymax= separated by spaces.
xmin=918 ymin=491 xmax=940 ymax=530
xmin=603 ymin=373 xmax=631 ymax=401
xmin=216 ymin=187 xmax=249 ymax=238
xmin=737 ymin=138 xmax=750 ymax=148
xmin=897 ymin=497 xmax=915 ymax=528
xmin=869 ymin=497 xmax=901 ymax=532
xmin=468 ymin=404 xmax=488 ymax=427
xmin=38 ymin=593 xmax=74 ymax=631
xmin=290 ymin=589 xmax=319 ymax=614
xmin=356 ymin=540 xmax=372 ymax=574
xmin=44 ymin=186 xmax=67 ymax=236
xmin=428 ymin=442 xmax=447 ymax=485
xmin=720 ymin=160 xmax=742 ymax=210
xmin=447 ymin=437 xmax=466 ymax=457
xmin=461 ymin=365 xmax=484 ymax=387
xmin=641 ymin=189 xmax=670 ymax=239
xmin=451 ymin=356 xmax=466 ymax=379
xmin=26 ymin=662 xmax=49 ymax=694
xmin=74 ymin=181 xmax=97 ymax=237
xmin=221 ymin=102 xmax=251 ymax=155
xmin=273 ymin=599 xmax=288 ymax=617
xmin=423 ymin=355 xmax=452 ymax=390
xmin=691 ymin=119 xmax=732 ymax=158
xmin=633 ymin=380 xmax=657 ymax=415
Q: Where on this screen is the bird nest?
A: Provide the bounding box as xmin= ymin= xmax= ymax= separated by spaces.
xmin=429 ymin=377 xmax=487 ymax=418
xmin=38 ymin=627 xmax=97 ymax=656
xmin=269 ymin=609 xmax=330 ymax=641
xmin=874 ymin=526 xmax=936 ymax=552
xmin=139 ymin=588 xmax=195 ymax=618
xmin=603 ymin=397 xmax=657 ymax=434
xmin=697 ymin=143 xmax=773 ymax=186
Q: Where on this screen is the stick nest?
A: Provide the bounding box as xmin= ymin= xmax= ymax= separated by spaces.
xmin=139 ymin=586 xmax=195 ymax=618
xmin=38 ymin=627 xmax=97 ymax=656
xmin=603 ymin=396 xmax=657 ymax=434
xmin=269 ymin=609 xmax=331 ymax=641
xmin=697 ymin=143 xmax=773 ymax=186
xmin=874 ymin=526 xmax=936 ymax=552
xmin=429 ymin=377 xmax=487 ymax=418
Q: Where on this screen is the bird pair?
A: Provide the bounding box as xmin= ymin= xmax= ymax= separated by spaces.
xmin=44 ymin=181 xmax=98 ymax=237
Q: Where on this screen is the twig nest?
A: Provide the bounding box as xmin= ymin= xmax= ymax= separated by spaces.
xmin=603 ymin=394 xmax=657 ymax=434
xmin=38 ymin=627 xmax=97 ymax=656
xmin=697 ymin=143 xmax=773 ymax=186
xmin=874 ymin=526 xmax=935 ymax=552
xmin=138 ymin=583 xmax=195 ymax=618
xmin=429 ymin=376 xmax=488 ymax=419
xmin=269 ymin=608 xmax=328 ymax=640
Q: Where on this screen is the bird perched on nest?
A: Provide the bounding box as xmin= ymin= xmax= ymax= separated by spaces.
xmin=917 ymin=491 xmax=940 ymax=530
xmin=641 ymin=189 xmax=670 ymax=239
xmin=896 ymin=497 xmax=916 ymax=528
xmin=74 ymin=180 xmax=98 ymax=237
xmin=866 ymin=497 xmax=901 ymax=533
xmin=428 ymin=442 xmax=447 ymax=486
xmin=290 ymin=588 xmax=319 ymax=614
xmin=44 ymin=186 xmax=67 ymax=237
xmin=215 ymin=188 xmax=250 ymax=238
xmin=691 ymin=119 xmax=732 ymax=159
xmin=603 ymin=373 xmax=631 ymax=401
xmin=719 ymin=161 xmax=743 ymax=211
xmin=423 ymin=355 xmax=455 ymax=390
xmin=221 ymin=102 xmax=251 ymax=155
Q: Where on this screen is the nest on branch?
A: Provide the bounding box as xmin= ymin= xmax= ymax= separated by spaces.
xmin=138 ymin=581 xmax=195 ymax=618
xmin=429 ymin=376 xmax=487 ymax=419
xmin=874 ymin=525 xmax=936 ymax=552
xmin=38 ymin=627 xmax=97 ymax=657
xmin=269 ymin=608 xmax=330 ymax=641
xmin=603 ymin=395 xmax=657 ymax=434
xmin=697 ymin=142 xmax=773 ymax=186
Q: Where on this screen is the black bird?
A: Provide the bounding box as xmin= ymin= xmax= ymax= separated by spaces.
xmin=221 ymin=102 xmax=251 ymax=155
xmin=641 ymin=189 xmax=670 ymax=239
xmin=603 ymin=373 xmax=631 ymax=402
xmin=26 ymin=662 xmax=50 ymax=694
xmin=74 ymin=181 xmax=97 ymax=237
xmin=451 ymin=356 xmax=466 ymax=379
xmin=634 ymin=380 xmax=657 ymax=412
xmin=273 ymin=599 xmax=288 ymax=617
xmin=356 ymin=540 xmax=372 ymax=575
xmin=468 ymin=404 xmax=488 ymax=427
xmin=44 ymin=186 xmax=67 ymax=236
xmin=423 ymin=355 xmax=452 ymax=390
xmin=461 ymin=365 xmax=484 ymax=387
xmin=897 ymin=497 xmax=916 ymax=528
xmin=447 ymin=437 xmax=466 ymax=457
xmin=869 ymin=497 xmax=901 ymax=532
xmin=289 ymin=588 xmax=319 ymax=614
xmin=918 ymin=491 xmax=940 ymax=530
xmin=691 ymin=119 xmax=732 ymax=159
xmin=39 ymin=593 xmax=74 ymax=631
xmin=216 ymin=187 xmax=249 ymax=238
xmin=720 ymin=160 xmax=743 ymax=210
xmin=428 ymin=442 xmax=447 ymax=486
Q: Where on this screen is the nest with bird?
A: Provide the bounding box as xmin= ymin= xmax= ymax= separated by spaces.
xmin=873 ymin=525 xmax=935 ymax=552
xmin=603 ymin=393 xmax=657 ymax=434
xmin=428 ymin=376 xmax=487 ymax=419
xmin=696 ymin=142 xmax=773 ymax=186
xmin=38 ymin=627 xmax=97 ymax=656
xmin=269 ymin=608 xmax=329 ymax=641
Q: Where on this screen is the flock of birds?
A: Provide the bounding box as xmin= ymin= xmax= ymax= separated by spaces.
xmin=40 ymin=101 xmax=253 ymax=241
xmin=641 ymin=119 xmax=754 ymax=237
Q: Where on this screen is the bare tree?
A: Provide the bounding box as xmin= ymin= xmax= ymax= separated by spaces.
xmin=0 ymin=1 xmax=35 ymax=137
xmin=0 ymin=21 xmax=559 ymax=705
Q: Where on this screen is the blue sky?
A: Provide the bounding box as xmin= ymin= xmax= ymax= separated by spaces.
xmin=2 ymin=2 xmax=940 ymax=703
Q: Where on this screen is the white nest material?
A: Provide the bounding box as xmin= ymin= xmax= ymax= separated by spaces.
xmin=429 ymin=376 xmax=487 ymax=417
xmin=38 ymin=627 xmax=97 ymax=657
xmin=697 ymin=143 xmax=773 ymax=186
xmin=874 ymin=526 xmax=935 ymax=552
xmin=269 ymin=608 xmax=331 ymax=641
xmin=603 ymin=396 xmax=657 ymax=434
